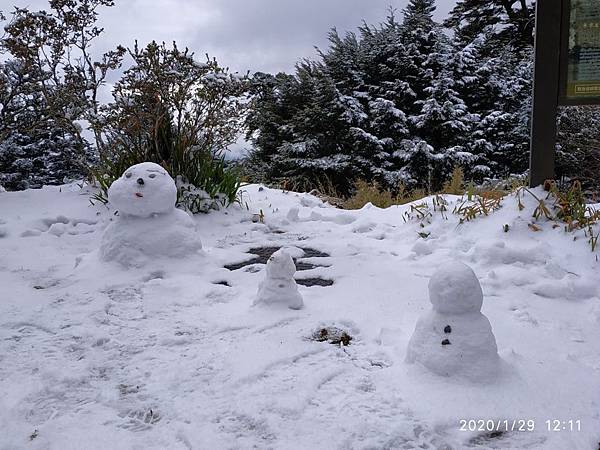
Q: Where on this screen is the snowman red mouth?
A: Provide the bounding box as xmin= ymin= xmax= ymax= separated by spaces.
xmin=135 ymin=192 xmax=144 ymax=198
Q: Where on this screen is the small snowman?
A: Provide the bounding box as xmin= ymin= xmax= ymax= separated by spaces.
xmin=100 ymin=162 xmax=202 ymax=267
xmin=253 ymin=249 xmax=304 ymax=310
xmin=406 ymin=260 xmax=499 ymax=382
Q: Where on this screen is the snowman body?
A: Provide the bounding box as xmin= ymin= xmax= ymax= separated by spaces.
xmin=100 ymin=162 xmax=202 ymax=267
xmin=253 ymin=249 xmax=304 ymax=310
xmin=406 ymin=261 xmax=499 ymax=382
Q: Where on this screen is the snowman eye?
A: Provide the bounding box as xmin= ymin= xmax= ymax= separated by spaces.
xmin=149 ymin=174 xmax=156 ymax=179
xmin=125 ymin=172 xmax=132 ymax=178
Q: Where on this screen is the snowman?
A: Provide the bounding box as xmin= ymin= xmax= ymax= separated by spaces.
xmin=100 ymin=162 xmax=202 ymax=267
xmin=406 ymin=260 xmax=499 ymax=382
xmin=253 ymin=249 xmax=304 ymax=310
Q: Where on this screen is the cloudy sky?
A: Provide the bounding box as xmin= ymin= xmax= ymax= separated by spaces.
xmin=3 ymin=0 xmax=456 ymax=74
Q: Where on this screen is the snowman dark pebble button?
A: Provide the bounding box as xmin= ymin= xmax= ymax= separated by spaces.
xmin=444 ymin=325 xmax=452 ymax=334
xmin=441 ymin=339 xmax=451 ymax=346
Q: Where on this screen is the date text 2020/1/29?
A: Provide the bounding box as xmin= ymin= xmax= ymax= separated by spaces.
xmin=459 ymin=419 xmax=535 ymax=432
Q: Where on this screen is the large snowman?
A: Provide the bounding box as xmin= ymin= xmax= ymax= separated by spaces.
xmin=253 ymin=249 xmax=304 ymax=310
xmin=100 ymin=162 xmax=202 ymax=267
xmin=406 ymin=261 xmax=499 ymax=382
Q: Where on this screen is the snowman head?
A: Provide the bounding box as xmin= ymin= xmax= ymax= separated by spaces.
xmin=108 ymin=162 xmax=177 ymax=217
xmin=428 ymin=260 xmax=483 ymax=314
xmin=265 ymin=249 xmax=296 ymax=279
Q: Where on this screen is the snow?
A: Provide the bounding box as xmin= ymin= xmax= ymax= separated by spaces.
xmin=406 ymin=261 xmax=500 ymax=382
xmin=108 ymin=162 xmax=177 ymax=217
xmin=100 ymin=163 xmax=202 ymax=267
xmin=1 ymin=183 xmax=600 ymax=449
xmin=253 ymin=249 xmax=304 ymax=310
xmin=406 ymin=310 xmax=500 ymax=382
xmin=99 ymin=208 xmax=202 ymax=268
xmin=428 ymin=261 xmax=483 ymax=314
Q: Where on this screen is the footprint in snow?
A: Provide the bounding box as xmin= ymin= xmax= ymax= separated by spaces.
xmin=21 ymin=216 xmax=98 ymax=238
xmin=117 ymin=407 xmax=161 ymax=432
xmin=102 ymin=287 xmax=146 ymax=322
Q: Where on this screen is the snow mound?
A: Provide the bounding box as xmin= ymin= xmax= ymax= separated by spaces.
xmin=253 ymin=249 xmax=304 ymax=310
xmin=108 ymin=162 xmax=177 ymax=217
xmin=100 ymin=209 xmax=202 ymax=267
xmin=411 ymin=240 xmax=433 ymax=256
xmin=407 ymin=261 xmax=499 ymax=382
xmin=100 ymin=163 xmax=202 ymax=267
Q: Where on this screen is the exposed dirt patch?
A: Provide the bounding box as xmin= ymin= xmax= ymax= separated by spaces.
xmin=296 ymin=278 xmax=334 ymax=287
xmin=310 ymin=326 xmax=353 ymax=346
xmin=225 ymin=246 xmax=331 ymax=273
xmin=468 ymin=430 xmax=507 ymax=446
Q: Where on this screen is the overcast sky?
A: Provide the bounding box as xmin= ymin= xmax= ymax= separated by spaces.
xmin=2 ymin=0 xmax=456 ymax=74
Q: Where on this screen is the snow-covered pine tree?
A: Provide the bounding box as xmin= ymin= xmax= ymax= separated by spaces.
xmin=0 ymin=1 xmax=123 ymax=190
xmin=247 ymin=18 xmax=415 ymax=193
xmin=393 ymin=0 xmax=473 ymax=188
xmin=444 ymin=2 xmax=534 ymax=180
xmin=556 ymin=106 xmax=600 ymax=191
xmin=245 ymin=72 xmax=293 ymax=183
xmin=398 ymin=0 xmax=443 ymax=113
xmin=332 ymin=13 xmax=413 ymax=188
xmin=475 ymin=49 xmax=532 ymax=178
xmin=410 ymin=71 xmax=480 ymax=188
xmin=0 ymin=60 xmax=89 ymax=190
xmin=246 ymin=65 xmax=352 ymax=192
xmin=275 ymin=60 xmax=361 ymax=193
xmin=245 ymin=0 xmax=542 ymax=193
xmin=444 ymin=0 xmax=534 ymax=54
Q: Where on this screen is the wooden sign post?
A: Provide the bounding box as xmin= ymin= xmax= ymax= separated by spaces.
xmin=530 ymin=0 xmax=600 ymax=187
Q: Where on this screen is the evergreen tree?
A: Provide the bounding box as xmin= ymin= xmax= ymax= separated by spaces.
xmin=479 ymin=49 xmax=532 ymax=177
xmin=0 ymin=60 xmax=88 ymax=190
xmin=399 ymin=0 xmax=443 ymax=113
xmin=0 ymin=0 xmax=123 ymax=190
xmin=444 ymin=0 xmax=534 ymax=54
xmin=245 ymin=72 xmax=300 ymax=183
xmin=410 ymin=71 xmax=479 ymax=187
xmin=557 ymin=106 xmax=600 ymax=191
xmin=245 ymin=0 xmax=542 ymax=193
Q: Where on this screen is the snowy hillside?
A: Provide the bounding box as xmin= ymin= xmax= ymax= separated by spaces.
xmin=1 ymin=183 xmax=600 ymax=449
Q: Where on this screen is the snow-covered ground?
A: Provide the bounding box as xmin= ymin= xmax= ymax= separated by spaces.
xmin=1 ymin=183 xmax=600 ymax=449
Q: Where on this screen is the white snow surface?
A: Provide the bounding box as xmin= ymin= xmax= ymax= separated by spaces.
xmin=1 ymin=183 xmax=600 ymax=449
xmin=253 ymin=249 xmax=304 ymax=310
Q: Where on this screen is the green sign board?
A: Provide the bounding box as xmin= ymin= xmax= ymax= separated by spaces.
xmin=562 ymin=0 xmax=600 ymax=103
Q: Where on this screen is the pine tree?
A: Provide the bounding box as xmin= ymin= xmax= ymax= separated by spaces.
xmin=444 ymin=0 xmax=534 ymax=54
xmin=0 ymin=60 xmax=89 ymax=190
xmin=557 ymin=106 xmax=600 ymax=191
xmin=411 ymin=72 xmax=479 ymax=186
xmin=244 ymin=0 xmax=541 ymax=192
xmin=0 ymin=1 xmax=123 ymax=190
xmin=247 ymin=19 xmax=416 ymax=193
xmin=481 ymin=49 xmax=532 ymax=177
xmin=443 ymin=3 xmax=534 ymax=180
xmin=399 ymin=0 xmax=442 ymax=112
